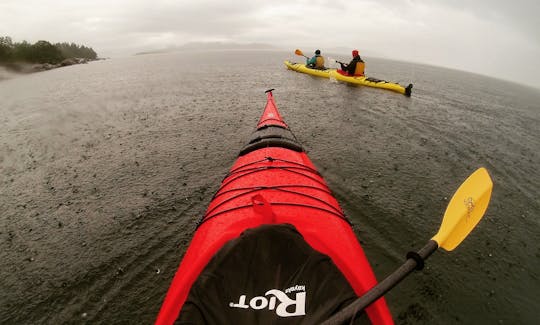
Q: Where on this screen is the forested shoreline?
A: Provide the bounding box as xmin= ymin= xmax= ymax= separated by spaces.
xmin=0 ymin=36 xmax=99 ymax=74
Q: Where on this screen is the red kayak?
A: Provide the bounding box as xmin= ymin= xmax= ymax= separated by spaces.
xmin=155 ymin=90 xmax=393 ymax=324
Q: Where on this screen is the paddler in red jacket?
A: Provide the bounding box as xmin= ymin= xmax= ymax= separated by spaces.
xmin=340 ymin=50 xmax=365 ymax=76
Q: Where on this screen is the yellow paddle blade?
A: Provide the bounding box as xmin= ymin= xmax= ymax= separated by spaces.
xmin=295 ymin=49 xmax=304 ymax=56
xmin=432 ymin=168 xmax=493 ymax=251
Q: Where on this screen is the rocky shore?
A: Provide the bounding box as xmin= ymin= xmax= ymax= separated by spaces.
xmin=0 ymin=58 xmax=102 ymax=81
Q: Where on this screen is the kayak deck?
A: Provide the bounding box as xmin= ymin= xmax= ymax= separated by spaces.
xmin=330 ymin=70 xmax=413 ymax=96
xmin=284 ymin=60 xmax=335 ymax=78
xmin=155 ymin=90 xmax=393 ymax=324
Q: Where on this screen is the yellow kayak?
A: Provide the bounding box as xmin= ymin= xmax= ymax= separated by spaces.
xmin=284 ymin=60 xmax=334 ymax=78
xmin=329 ymin=70 xmax=413 ymax=97
xmin=284 ymin=60 xmax=413 ymax=97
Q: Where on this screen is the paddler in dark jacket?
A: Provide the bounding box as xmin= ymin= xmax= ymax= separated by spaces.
xmin=306 ymin=49 xmax=325 ymax=69
xmin=340 ymin=50 xmax=365 ymax=76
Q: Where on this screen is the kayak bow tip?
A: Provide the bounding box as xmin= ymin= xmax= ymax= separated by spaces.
xmin=405 ymin=83 xmax=413 ymax=97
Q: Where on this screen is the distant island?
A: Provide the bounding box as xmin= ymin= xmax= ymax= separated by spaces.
xmin=0 ymin=36 xmax=99 ymax=75
xmin=135 ymin=41 xmax=277 ymax=55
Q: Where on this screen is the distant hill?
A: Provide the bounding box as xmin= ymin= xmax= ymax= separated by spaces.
xmin=135 ymin=42 xmax=277 ymax=55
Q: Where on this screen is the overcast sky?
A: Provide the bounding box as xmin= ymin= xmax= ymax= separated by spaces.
xmin=1 ymin=0 xmax=539 ymax=88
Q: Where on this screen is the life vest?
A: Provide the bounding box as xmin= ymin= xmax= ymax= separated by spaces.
xmin=314 ymin=55 xmax=325 ymax=69
xmin=353 ymin=61 xmax=365 ymax=76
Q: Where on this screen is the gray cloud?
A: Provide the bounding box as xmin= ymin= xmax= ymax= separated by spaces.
xmin=434 ymin=0 xmax=540 ymax=44
xmin=1 ymin=0 xmax=538 ymax=87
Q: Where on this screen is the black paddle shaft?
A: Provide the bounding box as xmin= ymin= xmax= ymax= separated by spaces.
xmin=321 ymin=240 xmax=439 ymax=325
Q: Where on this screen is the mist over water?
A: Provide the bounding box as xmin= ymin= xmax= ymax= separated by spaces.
xmin=1 ymin=50 xmax=538 ymax=324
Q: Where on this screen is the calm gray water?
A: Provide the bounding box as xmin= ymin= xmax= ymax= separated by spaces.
xmin=1 ymin=50 xmax=539 ymax=324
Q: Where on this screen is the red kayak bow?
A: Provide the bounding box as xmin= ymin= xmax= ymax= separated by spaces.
xmin=155 ymin=90 xmax=393 ymax=324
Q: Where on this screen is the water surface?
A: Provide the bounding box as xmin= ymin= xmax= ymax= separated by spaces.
xmin=1 ymin=50 xmax=538 ymax=324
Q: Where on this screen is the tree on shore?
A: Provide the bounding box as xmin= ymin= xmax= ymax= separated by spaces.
xmin=28 ymin=40 xmax=65 ymax=63
xmin=0 ymin=36 xmax=98 ymax=64
xmin=0 ymin=36 xmax=14 ymax=61
xmin=55 ymin=42 xmax=97 ymax=60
